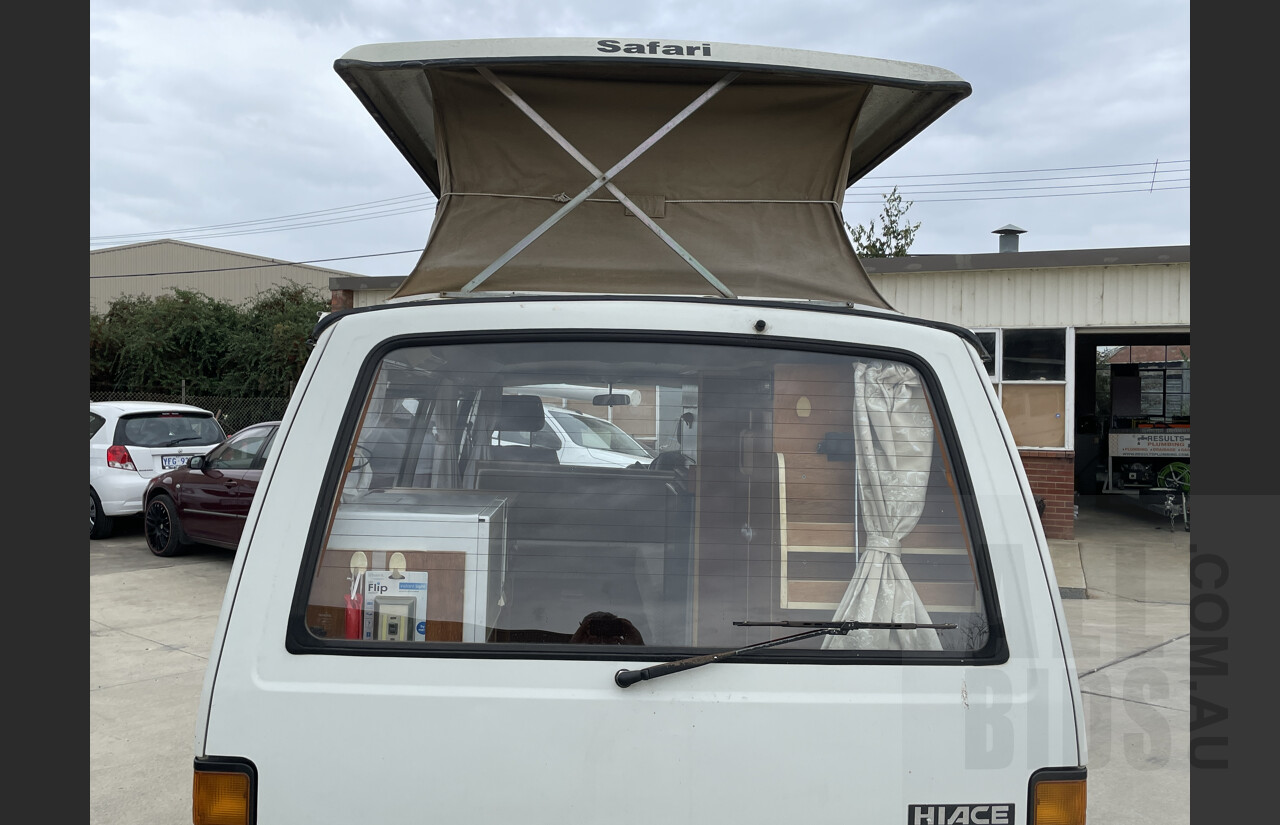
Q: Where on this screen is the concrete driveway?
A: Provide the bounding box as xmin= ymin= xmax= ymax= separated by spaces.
xmin=90 ymin=516 xmax=234 ymax=825
xmin=1053 ymin=496 xmax=1190 ymax=824
xmin=90 ymin=499 xmax=1190 ymax=825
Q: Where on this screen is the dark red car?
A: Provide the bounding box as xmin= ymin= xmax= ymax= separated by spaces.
xmin=143 ymin=421 xmax=280 ymax=556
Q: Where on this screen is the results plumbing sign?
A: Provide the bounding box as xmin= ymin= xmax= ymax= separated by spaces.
xmin=1109 ymin=430 xmax=1191 ymax=458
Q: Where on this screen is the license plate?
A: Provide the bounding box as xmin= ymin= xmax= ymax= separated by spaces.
xmin=161 ymin=455 xmax=192 ymax=470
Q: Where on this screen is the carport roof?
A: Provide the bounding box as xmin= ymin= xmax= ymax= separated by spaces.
xmin=860 ymin=245 xmax=1190 ymax=274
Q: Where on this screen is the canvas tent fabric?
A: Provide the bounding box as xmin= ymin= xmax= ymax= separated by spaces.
xmin=334 ymin=39 xmax=971 ymax=305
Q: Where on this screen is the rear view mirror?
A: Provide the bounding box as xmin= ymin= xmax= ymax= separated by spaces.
xmin=592 ymin=393 xmax=632 ymax=407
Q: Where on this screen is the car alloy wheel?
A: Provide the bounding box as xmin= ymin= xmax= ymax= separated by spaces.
xmin=145 ymin=495 xmax=188 ymax=557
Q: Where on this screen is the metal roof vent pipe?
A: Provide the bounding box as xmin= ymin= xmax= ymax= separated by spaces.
xmin=993 ymin=224 xmax=1027 ymax=253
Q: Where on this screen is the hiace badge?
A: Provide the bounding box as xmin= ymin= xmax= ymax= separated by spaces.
xmin=907 ymin=804 xmax=1014 ymax=825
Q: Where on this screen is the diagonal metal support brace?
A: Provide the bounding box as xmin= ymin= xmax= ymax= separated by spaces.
xmin=460 ymin=67 xmax=740 ymax=297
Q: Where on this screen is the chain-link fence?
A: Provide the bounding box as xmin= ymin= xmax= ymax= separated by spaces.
xmin=88 ymin=390 xmax=290 ymax=435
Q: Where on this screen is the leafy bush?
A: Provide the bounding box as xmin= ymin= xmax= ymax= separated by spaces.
xmin=89 ymin=281 xmax=328 ymax=397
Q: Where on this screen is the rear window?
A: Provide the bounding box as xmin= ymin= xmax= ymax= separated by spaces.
xmin=298 ymin=338 xmax=1000 ymax=660
xmin=116 ymin=413 xmax=225 ymax=448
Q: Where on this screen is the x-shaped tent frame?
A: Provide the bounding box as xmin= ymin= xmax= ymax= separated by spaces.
xmin=458 ymin=66 xmax=741 ymax=299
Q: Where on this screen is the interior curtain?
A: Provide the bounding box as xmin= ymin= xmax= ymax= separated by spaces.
xmin=822 ymin=360 xmax=942 ymax=651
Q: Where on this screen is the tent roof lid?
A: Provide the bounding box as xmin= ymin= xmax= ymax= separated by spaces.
xmin=338 ymin=37 xmax=968 ymax=86
xmin=334 ymin=38 xmax=972 ymax=305
xmin=335 ymin=37 xmax=971 ymax=194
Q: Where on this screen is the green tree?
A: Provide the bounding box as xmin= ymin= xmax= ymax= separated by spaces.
xmin=224 ymin=282 xmax=329 ymax=397
xmin=844 ymin=186 xmax=921 ymax=258
xmin=89 ymin=289 xmax=242 ymax=394
xmin=89 ymin=281 xmax=327 ymax=397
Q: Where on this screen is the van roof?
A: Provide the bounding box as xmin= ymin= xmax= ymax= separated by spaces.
xmin=335 ymin=38 xmax=970 ymax=306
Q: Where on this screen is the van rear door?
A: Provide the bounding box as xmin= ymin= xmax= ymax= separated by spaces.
xmin=197 ymin=299 xmax=1084 ymax=824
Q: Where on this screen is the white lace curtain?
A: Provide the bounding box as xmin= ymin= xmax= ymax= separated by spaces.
xmin=822 ymin=360 xmax=942 ymax=651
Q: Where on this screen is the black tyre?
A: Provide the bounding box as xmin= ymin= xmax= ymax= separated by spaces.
xmin=144 ymin=494 xmax=190 ymax=557
xmin=90 ymin=489 xmax=114 ymax=540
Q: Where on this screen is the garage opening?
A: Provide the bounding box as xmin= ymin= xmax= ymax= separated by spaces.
xmin=1073 ymin=330 xmax=1190 ymax=524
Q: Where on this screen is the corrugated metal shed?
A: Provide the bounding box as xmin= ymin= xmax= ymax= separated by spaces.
xmin=90 ymin=240 xmax=358 ymax=313
xmin=328 ymin=245 xmax=1191 ymax=329
xmin=862 ymin=245 xmax=1190 ymax=329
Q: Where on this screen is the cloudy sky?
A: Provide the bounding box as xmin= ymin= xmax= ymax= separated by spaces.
xmin=90 ymin=1 xmax=1190 ymax=278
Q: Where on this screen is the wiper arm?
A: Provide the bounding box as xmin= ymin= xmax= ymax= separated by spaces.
xmin=614 ymin=619 xmax=957 ymax=688
xmin=163 ymin=436 xmax=203 ymax=447
xmin=735 ymin=620 xmax=958 ymax=630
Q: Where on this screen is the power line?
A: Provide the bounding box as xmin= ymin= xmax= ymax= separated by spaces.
xmin=843 ymin=180 xmax=1190 ymax=204
xmin=859 ymin=159 xmax=1189 ymax=179
xmin=846 ymin=184 xmax=1189 ymax=204
xmin=89 ymin=159 xmax=1189 ymax=274
xmin=90 ymin=160 xmax=1187 ymax=246
xmin=90 ymin=249 xmax=424 ymax=279
xmin=91 ymin=181 xmax=1190 ymax=280
xmin=126 ymin=203 xmax=441 ymax=244
xmin=89 ymin=192 xmax=437 ymax=242
xmin=850 ymin=168 xmax=1188 ymax=192
xmin=90 ymin=177 xmax=1189 ymax=247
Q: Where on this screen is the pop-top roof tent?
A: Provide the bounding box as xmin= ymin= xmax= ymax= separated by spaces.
xmin=335 ymin=38 xmax=971 ymax=307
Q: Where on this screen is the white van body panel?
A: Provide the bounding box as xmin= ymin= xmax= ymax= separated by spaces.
xmin=199 ymin=299 xmax=1082 ymax=823
xmin=963 ymin=339 xmax=1089 ymax=764
xmin=191 ymin=324 xmax=335 ymax=755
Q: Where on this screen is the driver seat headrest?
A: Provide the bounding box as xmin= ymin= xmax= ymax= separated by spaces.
xmin=496 ymin=394 xmax=546 ymax=432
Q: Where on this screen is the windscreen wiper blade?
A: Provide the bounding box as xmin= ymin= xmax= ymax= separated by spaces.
xmin=614 ymin=619 xmax=957 ymax=688
xmin=734 ymin=620 xmax=958 ymax=630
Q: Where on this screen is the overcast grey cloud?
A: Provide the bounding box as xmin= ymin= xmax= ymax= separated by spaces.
xmin=90 ymin=0 xmax=1190 ymax=276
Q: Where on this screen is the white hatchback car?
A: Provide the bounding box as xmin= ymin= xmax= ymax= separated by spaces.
xmin=89 ymin=401 xmax=226 ymax=538
xmin=497 ymin=404 xmax=656 ymax=468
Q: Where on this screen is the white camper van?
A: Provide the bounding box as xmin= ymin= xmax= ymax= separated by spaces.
xmin=192 ymin=38 xmax=1087 ymax=825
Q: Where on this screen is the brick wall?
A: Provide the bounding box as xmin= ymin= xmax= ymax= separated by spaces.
xmin=1019 ymin=450 xmax=1075 ymax=540
xmin=330 ymin=289 xmax=354 ymax=313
